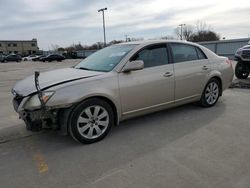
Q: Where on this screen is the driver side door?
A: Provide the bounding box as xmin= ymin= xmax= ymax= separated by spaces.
xmin=118 ymin=44 xmax=175 ymax=119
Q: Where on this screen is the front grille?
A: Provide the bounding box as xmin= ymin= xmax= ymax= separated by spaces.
xmin=242 ymin=50 xmax=250 ymax=60
xmin=242 ymin=50 xmax=250 ymax=55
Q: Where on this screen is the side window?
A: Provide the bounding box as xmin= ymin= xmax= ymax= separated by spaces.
xmin=196 ymin=47 xmax=207 ymax=60
xmin=132 ymin=45 xmax=168 ymax=68
xmin=171 ymin=43 xmax=198 ymax=63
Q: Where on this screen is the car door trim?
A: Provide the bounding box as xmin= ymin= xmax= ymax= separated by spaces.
xmin=123 ymin=100 xmax=174 ymax=115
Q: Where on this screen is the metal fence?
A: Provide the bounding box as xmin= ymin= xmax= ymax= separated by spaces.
xmin=41 ymin=50 xmax=97 ymax=58
xmin=76 ymin=50 xmax=97 ymax=58
xmin=198 ymin=38 xmax=250 ymax=59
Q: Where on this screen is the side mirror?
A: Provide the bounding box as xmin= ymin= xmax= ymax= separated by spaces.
xmin=122 ymin=60 xmax=144 ymax=72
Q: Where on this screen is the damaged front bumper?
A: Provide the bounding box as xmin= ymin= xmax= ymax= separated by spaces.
xmin=12 ymin=91 xmax=60 ymax=132
xmin=17 ymin=108 xmax=58 ymax=132
xmin=12 ymin=71 xmax=58 ymax=132
xmin=12 ymin=93 xmax=69 ymax=133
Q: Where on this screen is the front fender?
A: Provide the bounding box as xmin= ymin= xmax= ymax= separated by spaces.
xmin=45 ymin=74 xmax=122 ymax=120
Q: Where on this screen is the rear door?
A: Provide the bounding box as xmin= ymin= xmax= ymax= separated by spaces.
xmin=170 ymin=43 xmax=210 ymax=102
xmin=119 ymin=44 xmax=175 ymax=116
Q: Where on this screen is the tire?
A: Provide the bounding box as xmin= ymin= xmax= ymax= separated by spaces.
xmin=69 ymin=98 xmax=114 ymax=144
xmin=200 ymin=78 xmax=221 ymax=107
xmin=235 ymin=62 xmax=249 ymax=79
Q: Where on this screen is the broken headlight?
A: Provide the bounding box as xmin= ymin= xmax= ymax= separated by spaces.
xmin=24 ymin=91 xmax=54 ymax=110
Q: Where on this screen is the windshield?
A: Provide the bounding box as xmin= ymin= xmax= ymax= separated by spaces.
xmin=75 ymin=44 xmax=137 ymax=72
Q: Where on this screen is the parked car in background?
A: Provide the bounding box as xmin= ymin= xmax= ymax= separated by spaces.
xmin=4 ymin=54 xmax=22 ymax=62
xmin=234 ymin=43 xmax=250 ymax=79
xmin=0 ymin=54 xmax=6 ymax=62
xmin=40 ymin=54 xmax=65 ymax=62
xmin=11 ymin=40 xmax=234 ymax=144
xmin=23 ymin=55 xmax=39 ymax=61
xmin=32 ymin=55 xmax=46 ymax=61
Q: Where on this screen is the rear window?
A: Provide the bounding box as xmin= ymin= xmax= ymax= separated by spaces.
xmin=171 ymin=43 xmax=199 ymax=63
xmin=196 ymin=47 xmax=207 ymax=59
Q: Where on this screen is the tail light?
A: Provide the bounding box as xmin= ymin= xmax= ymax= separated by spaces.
xmin=226 ymin=59 xmax=233 ymax=68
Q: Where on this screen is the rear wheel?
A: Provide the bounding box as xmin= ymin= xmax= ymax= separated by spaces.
xmin=69 ymin=98 xmax=114 ymax=144
xmin=235 ymin=62 xmax=249 ymax=79
xmin=200 ymin=78 xmax=221 ymax=107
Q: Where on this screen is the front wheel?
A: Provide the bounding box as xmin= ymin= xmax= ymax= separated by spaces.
xmin=69 ymin=98 xmax=114 ymax=144
xmin=200 ymin=78 xmax=221 ymax=107
xmin=235 ymin=62 xmax=249 ymax=79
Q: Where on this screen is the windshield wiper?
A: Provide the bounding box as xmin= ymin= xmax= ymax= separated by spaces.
xmin=75 ymin=67 xmax=107 ymax=72
xmin=76 ymin=67 xmax=93 ymax=71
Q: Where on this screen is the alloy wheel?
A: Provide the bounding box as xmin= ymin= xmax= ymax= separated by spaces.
xmin=205 ymin=82 xmax=219 ymax=105
xmin=76 ymin=105 xmax=109 ymax=139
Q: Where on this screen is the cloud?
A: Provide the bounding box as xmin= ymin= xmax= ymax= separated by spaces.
xmin=0 ymin=0 xmax=249 ymax=49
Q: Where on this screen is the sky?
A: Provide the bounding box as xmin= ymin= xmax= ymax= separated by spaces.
xmin=0 ymin=0 xmax=250 ymax=50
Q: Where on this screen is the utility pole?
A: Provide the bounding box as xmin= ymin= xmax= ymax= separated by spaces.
xmin=125 ymin=35 xmax=128 ymax=42
xmin=179 ymin=24 xmax=186 ymax=40
xmin=98 ymin=8 xmax=107 ymax=47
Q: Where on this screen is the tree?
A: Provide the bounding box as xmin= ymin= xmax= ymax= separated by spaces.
xmin=174 ymin=25 xmax=194 ymax=41
xmin=50 ymin=44 xmax=61 ymax=51
xmin=127 ymin=37 xmax=144 ymax=42
xmin=161 ymin=35 xmax=175 ymax=40
xmin=195 ymin=20 xmax=209 ymax=32
xmin=57 ymin=47 xmax=65 ymax=52
xmin=183 ymin=25 xmax=194 ymax=41
xmin=65 ymin=46 xmax=75 ymax=52
xmin=190 ymin=30 xmax=220 ymax=42
xmin=74 ymin=43 xmax=84 ymax=51
xmin=108 ymin=40 xmax=124 ymax=45
xmin=174 ymin=21 xmax=220 ymax=42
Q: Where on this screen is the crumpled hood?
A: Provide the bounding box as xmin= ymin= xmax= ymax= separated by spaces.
xmin=13 ymin=68 xmax=103 ymax=96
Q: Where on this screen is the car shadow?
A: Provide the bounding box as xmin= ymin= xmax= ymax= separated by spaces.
xmin=27 ymin=101 xmax=226 ymax=162
xmin=0 ymin=100 xmax=226 ymax=185
xmin=231 ymin=77 xmax=250 ymax=89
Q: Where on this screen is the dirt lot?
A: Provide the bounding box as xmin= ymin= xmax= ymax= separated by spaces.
xmin=0 ymin=60 xmax=250 ymax=188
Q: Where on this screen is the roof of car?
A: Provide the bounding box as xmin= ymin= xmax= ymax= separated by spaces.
xmin=116 ymin=40 xmax=200 ymax=47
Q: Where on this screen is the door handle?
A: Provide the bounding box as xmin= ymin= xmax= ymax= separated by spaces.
xmin=202 ymin=66 xmax=209 ymax=70
xmin=163 ymin=72 xmax=173 ymax=77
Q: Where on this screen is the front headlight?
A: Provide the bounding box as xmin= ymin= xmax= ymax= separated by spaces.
xmin=24 ymin=91 xmax=54 ymax=110
xmin=235 ymin=49 xmax=242 ymax=56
